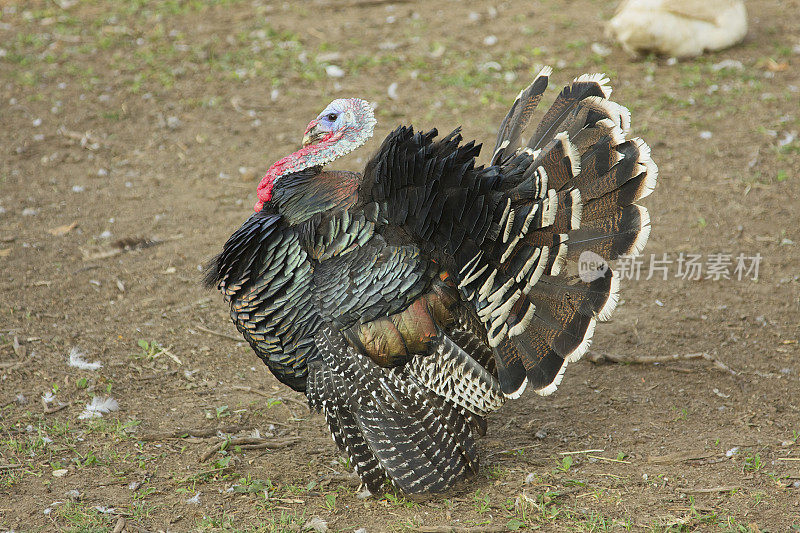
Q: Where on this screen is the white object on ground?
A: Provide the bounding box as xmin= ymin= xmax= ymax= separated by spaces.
xmin=606 ymin=0 xmax=747 ymax=57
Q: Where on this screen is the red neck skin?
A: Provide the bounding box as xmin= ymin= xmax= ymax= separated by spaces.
xmin=254 ymin=131 xmax=337 ymax=212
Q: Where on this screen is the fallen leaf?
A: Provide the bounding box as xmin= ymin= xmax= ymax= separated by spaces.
xmin=0 ymin=248 xmax=10 ymax=257
xmin=765 ymin=59 xmax=788 ymax=72
xmin=48 ymin=221 xmax=78 ymax=236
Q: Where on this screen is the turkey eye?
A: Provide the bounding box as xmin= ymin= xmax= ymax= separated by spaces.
xmin=326 ymin=113 xmax=338 ymax=121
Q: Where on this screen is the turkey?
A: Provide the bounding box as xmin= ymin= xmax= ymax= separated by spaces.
xmin=204 ymin=67 xmax=657 ymax=494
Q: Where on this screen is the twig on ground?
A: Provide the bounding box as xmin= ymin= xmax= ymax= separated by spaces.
xmin=0 ymin=354 xmax=34 ymax=370
xmin=647 ymin=451 xmax=717 ymax=464
xmin=199 ymin=436 xmax=300 ymax=462
xmin=558 ymin=449 xmax=604 ymax=455
xmin=231 ymin=385 xmax=298 ymax=417
xmin=149 ymin=345 xmax=182 ymax=366
xmin=486 ymin=443 xmax=543 ymax=458
xmin=261 ymin=419 xmax=296 ymax=429
xmin=141 ymin=424 xmax=251 ymax=441
xmin=231 ymin=385 xmax=271 ymax=398
xmin=412 ymin=526 xmax=513 ymax=533
xmin=329 ymin=0 xmax=412 ymax=10
xmin=57 ymin=126 xmax=107 ymax=150
xmin=682 ymin=486 xmax=740 ymax=493
xmin=230 ymin=385 xmax=310 ymax=416
xmin=171 ymin=296 xmax=212 ymax=314
xmin=0 ymin=464 xmax=23 ymax=471
xmin=196 ymin=325 xmax=242 ymax=342
xmin=177 ymin=467 xmax=232 ymax=484
xmin=0 ymin=337 xmax=34 ymax=370
xmin=587 ymin=454 xmax=631 ymax=464
xmin=111 ymin=517 xmax=126 ymax=533
xmin=136 ymin=369 xmax=178 ymax=381
xmin=280 ymin=395 xmax=311 ymax=411
xmin=81 ymin=236 xmax=174 ymax=261
xmin=587 ymin=351 xmax=739 ymax=375
xmin=237 ymin=437 xmax=300 ymax=450
xmin=595 ymin=472 xmax=624 ymax=479
xmin=42 ymin=397 xmax=70 ymax=414
xmin=124 ymin=520 xmax=154 ymax=533
xmin=13 ymin=336 xmax=25 ymax=357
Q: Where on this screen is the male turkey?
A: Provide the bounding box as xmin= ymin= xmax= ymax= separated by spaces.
xmin=204 ymin=68 xmax=657 ymax=494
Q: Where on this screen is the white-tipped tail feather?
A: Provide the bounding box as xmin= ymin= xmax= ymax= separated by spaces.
xmin=634 ymin=138 xmax=659 ymax=200
xmin=549 ymin=236 xmax=569 ymax=277
xmin=582 ymin=96 xmax=632 ymax=135
xmin=629 ymin=206 xmax=651 ymax=258
xmin=537 ymin=65 xmax=554 ymax=79
xmin=504 ymin=376 xmax=528 ymax=400
xmin=599 ymin=118 xmax=628 ymax=147
xmin=534 ymin=316 xmax=597 ymax=397
xmin=570 ymin=189 xmax=582 ymax=230
xmin=541 ymin=189 xmax=558 ymax=227
xmin=597 ymin=272 xmax=621 ymax=322
xmin=575 ymin=73 xmax=612 ymax=99
xmin=555 ymin=131 xmax=582 ymax=176
xmin=567 ymin=317 xmax=597 ymax=364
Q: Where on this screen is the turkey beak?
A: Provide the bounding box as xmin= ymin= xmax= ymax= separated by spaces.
xmin=303 ymin=121 xmax=323 ymax=146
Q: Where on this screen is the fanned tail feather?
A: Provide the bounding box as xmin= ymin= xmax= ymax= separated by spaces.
xmin=458 ymin=71 xmax=657 ymax=398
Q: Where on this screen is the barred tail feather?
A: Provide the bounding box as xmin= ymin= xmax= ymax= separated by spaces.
xmin=406 ymin=329 xmax=505 ymax=418
xmin=457 ymin=71 xmax=656 ymax=398
xmin=567 ymin=204 xmax=651 ymax=260
xmin=528 ymin=73 xmax=614 ymax=151
xmin=309 ymin=326 xmax=479 ymax=494
xmin=491 ymin=66 xmax=552 ymax=165
xmin=307 ymin=360 xmax=386 ymax=491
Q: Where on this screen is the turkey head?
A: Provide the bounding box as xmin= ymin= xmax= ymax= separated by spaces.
xmin=254 ymin=98 xmax=376 ymax=211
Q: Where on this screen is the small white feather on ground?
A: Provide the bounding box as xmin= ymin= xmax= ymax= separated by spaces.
xmin=78 ymin=396 xmax=119 ymax=419
xmin=68 ymin=347 xmax=102 ymax=371
xmin=304 ymin=517 xmax=328 ymax=533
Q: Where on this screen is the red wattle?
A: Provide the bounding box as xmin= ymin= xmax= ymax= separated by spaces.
xmin=254 ymin=158 xmax=289 ymax=211
xmin=253 ymin=131 xmax=339 ymax=212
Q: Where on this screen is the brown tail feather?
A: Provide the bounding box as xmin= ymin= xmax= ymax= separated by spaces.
xmin=458 ymin=71 xmax=656 ymax=398
xmin=491 ymin=66 xmax=552 ymax=165
xmin=528 ymin=74 xmax=613 ymax=151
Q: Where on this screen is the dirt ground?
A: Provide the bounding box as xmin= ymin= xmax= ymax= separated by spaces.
xmin=1 ymin=0 xmax=799 ymax=531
